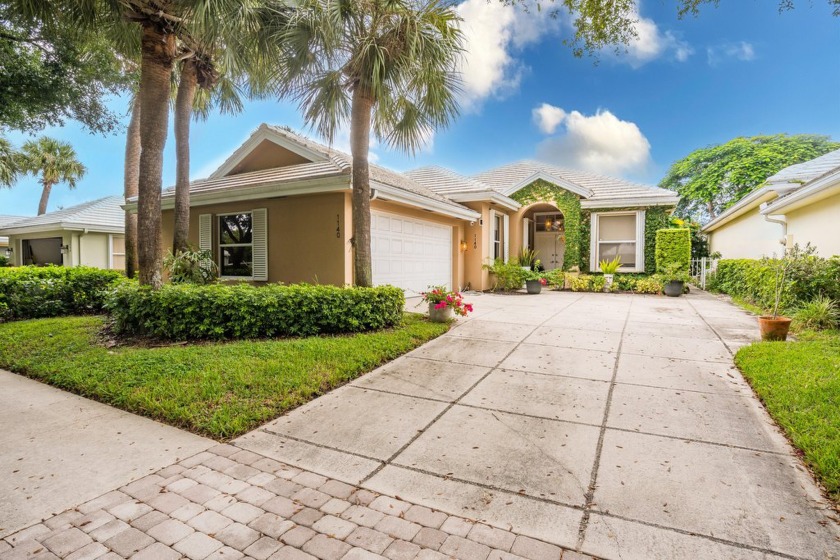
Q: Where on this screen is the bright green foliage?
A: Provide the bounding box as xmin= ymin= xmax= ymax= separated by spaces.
xmin=599 ymin=255 xmax=622 ymax=274
xmin=164 ymin=249 xmax=218 ymax=285
xmin=0 ymin=314 xmax=448 ymax=438
xmin=17 ymin=136 xmax=87 ymax=214
xmin=708 ymin=256 xmax=840 ymax=314
xmin=107 ymin=282 xmax=405 ymax=340
xmin=633 ymin=276 xmax=664 ymax=294
xmin=0 ymin=266 xmax=126 ymax=321
xmin=511 ymin=179 xmax=583 ymax=270
xmin=568 ymin=274 xmax=606 ymax=292
xmin=660 ymin=134 xmax=840 ymax=220
xmin=0 ymin=2 xmax=133 ymax=134
xmin=736 ymin=330 xmax=840 ymax=501
xmin=483 ymin=259 xmax=528 ymax=291
xmin=543 ymin=269 xmax=565 ymax=289
xmin=794 ymin=297 xmax=839 ymax=330
xmin=655 ymin=228 xmax=691 ymax=273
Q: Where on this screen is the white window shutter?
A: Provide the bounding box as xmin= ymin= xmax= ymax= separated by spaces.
xmin=522 ymin=219 xmax=530 ymax=250
xmin=199 ymin=214 xmax=212 ymax=251
xmin=252 ymin=208 xmax=268 ymax=281
xmin=503 ymin=213 xmax=510 ymax=262
xmin=487 ymin=209 xmax=496 ymax=262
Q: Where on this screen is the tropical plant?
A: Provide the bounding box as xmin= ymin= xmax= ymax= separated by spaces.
xmin=517 ymin=248 xmax=539 ymax=268
xmin=599 ymin=255 xmax=621 ymax=275
xmin=660 ymin=262 xmax=690 ymax=283
xmin=524 ymin=269 xmax=547 ymax=284
xmin=124 ymin=96 xmax=141 ymax=279
xmin=163 ymin=248 xmax=218 ymax=285
xmin=265 ymin=0 xmax=463 ymax=286
xmin=660 ymin=134 xmax=840 ymax=221
xmin=483 ymin=259 xmax=528 ymax=291
xmin=793 ymin=296 xmax=839 ymax=330
xmin=0 ymin=137 xmax=19 ymax=187
xmin=543 ymin=268 xmax=564 ymax=289
xmin=16 ymin=137 xmax=86 ymax=215
xmin=421 ymin=286 xmax=473 ymax=317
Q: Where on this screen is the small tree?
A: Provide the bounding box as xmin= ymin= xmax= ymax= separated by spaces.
xmin=0 ymin=137 xmax=19 ymax=187
xmin=17 ymin=137 xmax=86 ymax=215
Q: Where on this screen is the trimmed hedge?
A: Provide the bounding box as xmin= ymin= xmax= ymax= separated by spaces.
xmin=0 ymin=266 xmax=126 ymax=321
xmin=107 ymin=282 xmax=405 ymax=340
xmin=655 ymin=228 xmax=691 ymax=272
xmin=708 ymin=257 xmax=840 ymax=313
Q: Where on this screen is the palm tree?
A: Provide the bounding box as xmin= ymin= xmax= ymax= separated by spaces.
xmin=0 ymin=137 xmax=18 ymax=188
xmin=18 ymin=137 xmax=86 ymax=215
xmin=265 ymin=0 xmax=463 ymax=286
xmin=124 ymin=95 xmax=141 ymax=278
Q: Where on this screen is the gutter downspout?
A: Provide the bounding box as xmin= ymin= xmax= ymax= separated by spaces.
xmin=761 ymin=207 xmax=788 ymax=249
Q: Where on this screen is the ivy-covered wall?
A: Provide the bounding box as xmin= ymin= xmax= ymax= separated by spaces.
xmin=580 ymin=205 xmax=671 ymax=273
xmin=511 ymin=179 xmax=583 ymax=270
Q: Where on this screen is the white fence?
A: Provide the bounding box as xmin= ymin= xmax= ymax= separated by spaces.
xmin=690 ymin=257 xmax=719 ymax=290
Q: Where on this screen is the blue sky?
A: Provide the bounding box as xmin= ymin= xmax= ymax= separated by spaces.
xmin=2 ymin=0 xmax=838 ymax=216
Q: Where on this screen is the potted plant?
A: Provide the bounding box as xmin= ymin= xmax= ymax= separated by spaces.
xmin=517 ymin=248 xmax=538 ymax=273
xmin=524 ymin=270 xmax=547 ymax=294
xmin=661 ymin=262 xmax=689 ymax=297
xmin=599 ymin=255 xmax=621 ymax=290
xmin=421 ymin=286 xmax=474 ymax=322
xmin=757 ymin=244 xmax=813 ymax=341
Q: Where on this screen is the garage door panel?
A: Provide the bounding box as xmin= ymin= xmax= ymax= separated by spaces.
xmin=371 ymin=211 xmax=452 ymax=294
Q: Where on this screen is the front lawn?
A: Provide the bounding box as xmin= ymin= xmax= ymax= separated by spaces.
xmin=0 ymin=314 xmax=448 ymax=440
xmin=735 ymin=330 xmax=840 ymax=502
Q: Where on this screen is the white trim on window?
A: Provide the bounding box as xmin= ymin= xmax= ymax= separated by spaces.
xmin=502 ymin=213 xmax=510 ymax=262
xmin=590 ymin=210 xmax=646 ymax=273
xmin=218 ymin=211 xmax=256 ymax=280
xmin=522 ymin=218 xmax=531 ymax=250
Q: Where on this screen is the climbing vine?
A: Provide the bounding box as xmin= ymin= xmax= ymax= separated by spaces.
xmin=511 ymin=179 xmax=582 ymax=270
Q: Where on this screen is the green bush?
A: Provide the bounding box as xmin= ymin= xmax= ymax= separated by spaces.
xmin=544 ymin=269 xmax=565 ymax=289
xmin=655 ymin=228 xmax=691 ymax=273
xmin=634 ymin=276 xmax=663 ymax=294
xmin=569 ymin=274 xmax=606 ymax=292
xmin=794 ymin=296 xmax=839 ymax=330
xmin=483 ymin=259 xmax=527 ymax=291
xmin=0 ymin=255 xmax=10 ymax=267
xmin=0 ymin=265 xmax=126 ymax=321
xmin=107 ymin=282 xmax=405 ymax=340
xmin=708 ymin=256 xmax=840 ymax=314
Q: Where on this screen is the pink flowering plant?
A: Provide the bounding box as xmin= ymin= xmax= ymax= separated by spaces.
xmin=421 ymin=286 xmax=474 ymax=317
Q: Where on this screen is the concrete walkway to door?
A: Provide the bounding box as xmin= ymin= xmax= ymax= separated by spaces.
xmin=237 ymin=290 xmax=840 ymax=560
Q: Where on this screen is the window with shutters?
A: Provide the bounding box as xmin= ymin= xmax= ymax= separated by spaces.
xmin=219 ymin=213 xmax=254 ymax=277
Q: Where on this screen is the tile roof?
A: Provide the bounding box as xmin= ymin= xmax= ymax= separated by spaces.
xmin=0 ymin=215 xmax=27 ymax=228
xmin=765 ymin=148 xmax=840 ymax=184
xmin=473 ymin=160 xmax=677 ymax=203
xmin=0 ymin=196 xmax=125 ymax=233
xmin=405 ymin=166 xmax=496 ymax=195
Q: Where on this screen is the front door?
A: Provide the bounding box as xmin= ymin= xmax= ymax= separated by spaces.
xmin=533 ymin=212 xmax=565 ymax=270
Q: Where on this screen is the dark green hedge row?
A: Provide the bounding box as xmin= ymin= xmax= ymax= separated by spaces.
xmin=655 ymin=228 xmax=691 ymax=272
xmin=708 ymin=257 xmax=840 ymax=312
xmin=0 ymin=266 xmax=126 ymax=321
xmin=107 ymin=282 xmax=406 ymax=340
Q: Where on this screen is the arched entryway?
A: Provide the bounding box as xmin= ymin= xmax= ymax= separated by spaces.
xmin=521 ymin=202 xmax=565 ymax=270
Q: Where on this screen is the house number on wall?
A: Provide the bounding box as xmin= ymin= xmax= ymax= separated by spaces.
xmin=336 ymin=215 xmax=341 ymax=238
xmin=473 ymin=234 xmax=477 ymax=249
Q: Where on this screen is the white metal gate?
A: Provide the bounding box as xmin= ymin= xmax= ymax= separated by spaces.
xmin=690 ymin=257 xmax=719 ymax=289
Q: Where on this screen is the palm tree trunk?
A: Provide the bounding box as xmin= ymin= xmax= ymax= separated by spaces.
xmin=37 ymin=180 xmax=53 ymax=215
xmin=350 ymin=86 xmax=374 ymax=287
xmin=173 ymin=58 xmax=198 ymax=254
xmin=137 ymin=23 xmax=176 ymax=288
xmin=124 ymin=95 xmax=141 ymax=278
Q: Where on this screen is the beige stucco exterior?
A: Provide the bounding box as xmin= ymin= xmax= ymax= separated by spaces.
xmin=6 ymin=230 xmax=124 ymax=269
xmin=707 ymin=209 xmax=784 ymax=259
xmin=784 ymin=191 xmax=840 ymax=257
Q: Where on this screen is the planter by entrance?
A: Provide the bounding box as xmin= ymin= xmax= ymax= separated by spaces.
xmin=664 ymin=280 xmax=684 ymax=297
xmin=428 ymin=302 xmax=453 ymax=323
xmin=758 ymin=316 xmax=792 ymax=341
xmin=525 ymin=280 xmax=543 ymax=294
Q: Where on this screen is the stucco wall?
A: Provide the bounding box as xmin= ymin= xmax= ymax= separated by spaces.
xmin=162 ymin=192 xmax=349 ymax=285
xmin=7 ymin=230 xmax=120 ymax=268
xmin=707 ymin=209 xmax=784 ymax=259
xmin=785 ymin=191 xmax=840 ymax=257
xmin=79 ymin=233 xmax=110 ymax=269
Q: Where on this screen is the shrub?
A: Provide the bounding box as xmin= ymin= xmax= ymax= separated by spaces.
xmin=569 ymin=274 xmax=606 ymax=292
xmin=0 ymin=255 xmax=10 ymax=267
xmin=655 ymin=228 xmax=691 ymax=273
xmin=164 ymin=248 xmax=218 ymax=285
xmin=634 ymin=276 xmax=663 ymax=294
xmin=107 ymin=282 xmax=405 ymax=340
xmin=794 ymin=296 xmax=839 ymax=330
xmin=544 ymin=269 xmax=565 ymax=289
xmin=0 ymin=265 xmax=126 ymax=321
xmin=483 ymin=259 xmax=527 ymax=291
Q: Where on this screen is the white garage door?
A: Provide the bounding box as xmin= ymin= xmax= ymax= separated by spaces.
xmin=371 ymin=211 xmax=452 ymax=294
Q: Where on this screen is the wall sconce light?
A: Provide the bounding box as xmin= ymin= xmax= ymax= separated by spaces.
xmin=4 ymin=246 xmax=12 ymax=259
xmin=60 ymin=244 xmax=70 ymax=255
xmin=459 ymin=240 xmax=468 ymax=252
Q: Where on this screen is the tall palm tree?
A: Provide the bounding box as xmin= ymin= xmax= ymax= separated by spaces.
xmin=0 ymin=137 xmax=18 ymax=188
xmin=18 ymin=137 xmax=86 ymax=215
xmin=266 ymin=0 xmax=463 ymax=286
xmin=124 ymin=95 xmax=141 ymax=278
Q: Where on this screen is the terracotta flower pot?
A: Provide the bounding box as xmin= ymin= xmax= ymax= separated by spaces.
xmin=758 ymin=315 xmax=792 ymax=341
xmin=525 ymin=280 xmax=542 ymax=294
xmin=428 ymin=302 xmax=453 ymax=323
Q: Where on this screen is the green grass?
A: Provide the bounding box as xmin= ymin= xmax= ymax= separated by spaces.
xmin=0 ymin=314 xmax=449 ymax=440
xmin=735 ymin=329 xmax=840 ymax=502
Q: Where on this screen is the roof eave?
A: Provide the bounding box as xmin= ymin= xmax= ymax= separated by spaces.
xmin=500 ymin=170 xmax=593 ymax=199
xmin=1 ymin=221 xmax=124 ymax=235
xmin=446 ymin=191 xmax=521 ymax=211
xmin=580 ymin=196 xmax=679 ymax=210
xmin=760 ymin=168 xmax=840 ymax=215
xmin=372 ymin=182 xmax=481 ymax=221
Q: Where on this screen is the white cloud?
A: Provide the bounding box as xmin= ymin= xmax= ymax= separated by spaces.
xmin=532 ymin=103 xmax=567 ymax=135
xmin=455 ymin=0 xmax=557 ymax=111
xmin=707 ymin=41 xmax=756 ymax=66
xmin=534 ymin=106 xmax=651 ymax=176
xmin=622 ymin=10 xmax=693 ymax=67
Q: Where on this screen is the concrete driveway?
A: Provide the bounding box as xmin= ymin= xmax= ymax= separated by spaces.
xmin=236 ymin=290 xmax=840 ymax=560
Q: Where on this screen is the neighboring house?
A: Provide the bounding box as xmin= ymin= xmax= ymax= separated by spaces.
xmin=703 ymin=149 xmax=840 ymax=258
xmin=127 ymin=124 xmax=677 ymax=293
xmin=0 ymin=196 xmax=126 ymax=269
xmin=0 ymin=215 xmax=27 ymax=252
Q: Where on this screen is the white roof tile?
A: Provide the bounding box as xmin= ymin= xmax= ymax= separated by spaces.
xmin=0 ymin=196 xmax=124 ymax=233
xmin=765 ymin=148 xmax=840 ymax=184
xmin=405 ymin=166 xmax=496 ymax=195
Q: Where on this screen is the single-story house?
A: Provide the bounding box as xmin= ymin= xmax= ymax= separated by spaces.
xmin=703 ymin=149 xmax=840 ymax=258
xmin=127 ymin=124 xmax=678 ymax=293
xmin=0 ymin=196 xmax=126 ymax=269
xmin=0 ymin=215 xmax=27 ymax=252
